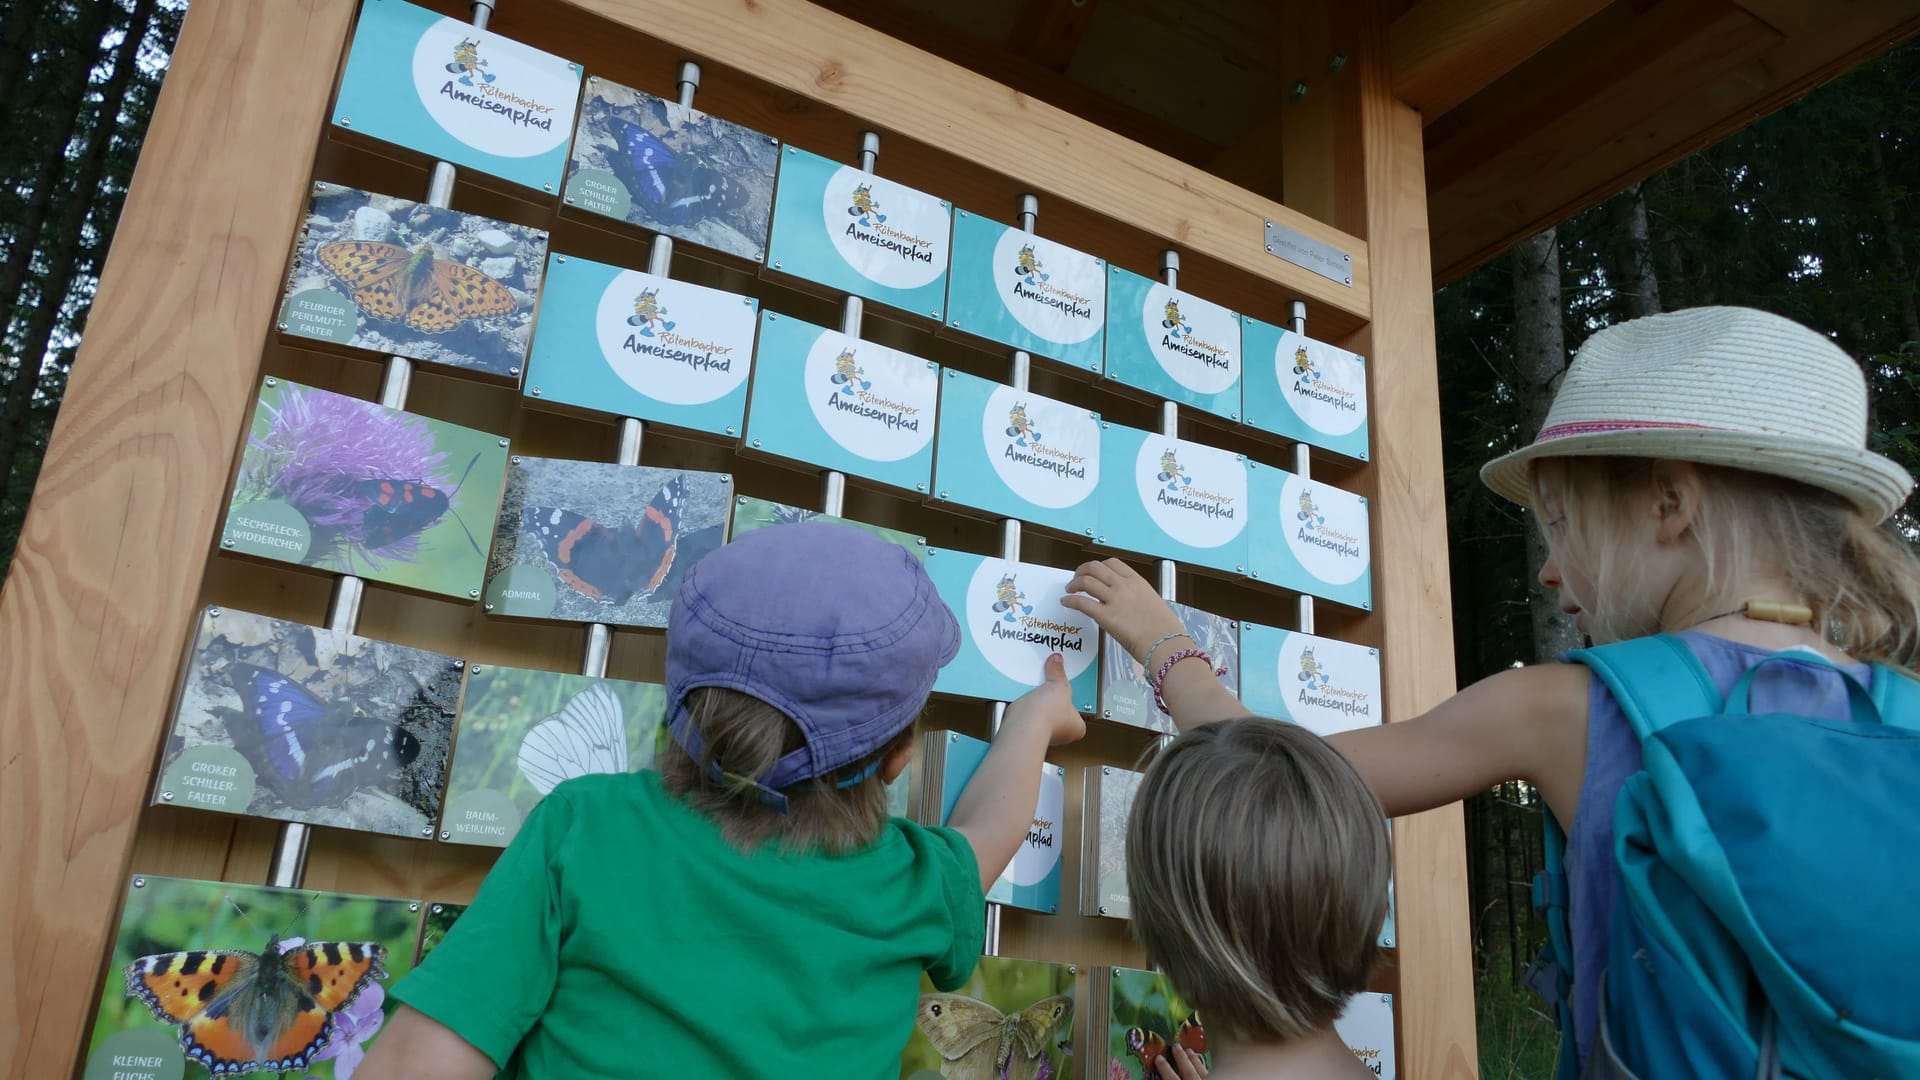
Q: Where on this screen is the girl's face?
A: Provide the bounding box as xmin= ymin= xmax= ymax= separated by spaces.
xmin=1534 ymin=460 xmax=1698 ymax=642
xmin=1535 ymin=504 xmax=1598 ymax=635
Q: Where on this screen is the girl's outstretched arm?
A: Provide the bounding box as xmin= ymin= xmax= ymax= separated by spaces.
xmin=1063 ymin=557 xmax=1590 ymax=826
xmin=354 ymin=1005 xmax=498 ymax=1080
xmin=948 ymin=653 xmax=1088 ymax=890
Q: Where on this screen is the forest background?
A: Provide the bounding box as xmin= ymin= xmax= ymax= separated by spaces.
xmin=2 ymin=2 xmax=1914 ymax=1075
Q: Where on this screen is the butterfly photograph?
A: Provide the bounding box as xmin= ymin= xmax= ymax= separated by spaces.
xmin=416 ymin=902 xmax=468 ymax=962
xmin=155 ymin=606 xmax=462 ymax=839
xmin=901 ymin=955 xmax=1075 ymax=1080
xmin=85 ymin=875 xmax=420 ymax=1080
xmin=729 ymin=495 xmax=926 ymax=561
xmin=1099 ymin=600 xmax=1240 ymax=735
xmin=1093 ymin=966 xmax=1211 ymax=1080
xmin=440 ymin=665 xmax=665 ymax=847
xmin=224 ymin=379 xmax=508 ymax=600
xmin=277 ymin=182 xmax=547 ymax=378
xmin=484 ymin=456 xmax=731 ymax=627
xmin=564 ymin=77 xmax=777 ymax=261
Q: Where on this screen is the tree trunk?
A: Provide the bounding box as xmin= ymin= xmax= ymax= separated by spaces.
xmin=0 ymin=0 xmax=42 ymax=119
xmin=1609 ymin=183 xmax=1663 ymax=319
xmin=0 ymin=0 xmax=149 ymax=493
xmin=0 ymin=0 xmax=116 ymax=348
xmin=1512 ymin=227 xmax=1586 ymax=662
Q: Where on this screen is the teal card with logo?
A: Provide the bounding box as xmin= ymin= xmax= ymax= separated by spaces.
xmin=523 ymin=252 xmax=758 ymax=435
xmin=1238 ymin=621 xmax=1381 ymax=738
xmin=931 ymin=731 xmax=1066 ymax=913
xmin=765 ymin=144 xmax=951 ymax=320
xmin=1241 ymin=318 xmax=1370 ymax=461
xmin=1096 ymin=423 xmax=1249 ymax=575
xmin=743 ymin=311 xmax=939 ymax=493
xmin=332 ymin=0 xmax=580 ymax=193
xmin=931 ymin=367 xmax=1101 ymax=538
xmin=1245 ymin=460 xmax=1373 ymax=609
xmin=1336 ymin=993 xmax=1397 ymax=1078
xmin=944 ymin=209 xmax=1105 ymax=372
xmin=924 ymin=548 xmax=1098 ymax=712
xmin=1103 ymin=265 xmax=1243 ymax=420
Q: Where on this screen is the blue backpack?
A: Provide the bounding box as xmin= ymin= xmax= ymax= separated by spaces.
xmin=1527 ymin=634 xmax=1920 ymax=1079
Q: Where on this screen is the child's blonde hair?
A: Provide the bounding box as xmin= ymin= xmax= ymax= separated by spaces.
xmin=1533 ymin=457 xmax=1920 ymax=667
xmin=1126 ymin=717 xmax=1390 ymax=1043
xmin=658 ymin=686 xmax=912 ymax=854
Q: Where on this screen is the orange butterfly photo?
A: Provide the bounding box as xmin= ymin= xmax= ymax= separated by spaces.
xmin=86 ymin=875 xmax=422 ymax=1080
xmin=277 ymin=183 xmax=547 ymax=379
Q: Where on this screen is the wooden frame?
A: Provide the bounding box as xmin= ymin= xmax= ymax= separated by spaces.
xmin=0 ymin=0 xmax=1474 ymax=1075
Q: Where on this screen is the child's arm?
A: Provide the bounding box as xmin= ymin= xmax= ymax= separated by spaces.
xmin=947 ymin=652 xmax=1087 ymax=891
xmin=354 ymin=1006 xmax=498 ymax=1080
xmin=1064 ymin=557 xmax=1590 ymax=826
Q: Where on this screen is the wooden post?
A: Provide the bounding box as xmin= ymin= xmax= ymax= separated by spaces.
xmin=0 ymin=0 xmax=357 ymax=1074
xmin=1356 ymin=0 xmax=1481 ymax=1075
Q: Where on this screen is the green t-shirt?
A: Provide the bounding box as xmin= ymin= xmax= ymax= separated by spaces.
xmin=393 ymin=770 xmax=984 ymax=1077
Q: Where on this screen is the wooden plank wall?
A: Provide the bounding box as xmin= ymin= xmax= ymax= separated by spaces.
xmin=0 ymin=0 xmax=1475 ymax=1075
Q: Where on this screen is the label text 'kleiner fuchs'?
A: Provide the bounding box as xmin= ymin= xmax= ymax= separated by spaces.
xmin=231 ymin=515 xmax=304 ymax=551
xmin=1161 ymin=331 xmax=1232 ymax=370
xmin=845 ymin=220 xmax=936 ymax=265
xmin=454 ymin=807 xmax=509 ymax=838
xmin=438 ymin=79 xmax=555 ymax=130
xmin=1299 ymin=684 xmax=1372 ymax=716
xmin=1297 ymin=523 xmax=1363 ymax=558
xmin=1292 ymin=380 xmax=1361 ymax=412
xmin=622 ymin=330 xmax=736 ymax=373
xmin=989 ymin=614 xmax=1087 ymax=654
xmin=1013 ymin=278 xmax=1095 ymax=321
xmin=1157 ymin=486 xmax=1238 ymax=520
xmin=1003 ymin=441 xmax=1088 ymax=480
xmin=1025 ymin=818 xmax=1056 ymax=850
xmin=827 ymin=389 xmax=922 ymax=432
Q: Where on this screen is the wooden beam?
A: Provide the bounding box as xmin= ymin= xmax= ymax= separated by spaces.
xmin=562 ymin=0 xmax=1373 ymax=322
xmin=1355 ymin=0 xmax=1480 ymax=1074
xmin=1391 ymin=0 xmax=1611 ymax=122
xmin=1007 ymin=0 xmax=1101 ymax=74
xmin=0 ymin=0 xmax=357 ymax=1076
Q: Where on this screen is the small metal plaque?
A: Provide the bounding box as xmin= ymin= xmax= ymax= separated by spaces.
xmin=1264 ymin=219 xmax=1353 ymax=286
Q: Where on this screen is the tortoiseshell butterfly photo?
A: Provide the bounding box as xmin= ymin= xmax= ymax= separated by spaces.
xmin=154 ymin=606 xmax=462 ymax=839
xmin=83 ymin=875 xmax=420 ymax=1079
xmin=222 ymin=379 xmax=508 ymax=600
xmin=483 ymin=455 xmax=731 ymax=627
xmin=276 ymin=182 xmax=548 ymax=379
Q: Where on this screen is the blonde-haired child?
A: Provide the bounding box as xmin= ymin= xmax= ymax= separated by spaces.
xmin=1066 ymin=307 xmax=1920 ymax=1076
xmin=358 ymin=521 xmax=1086 ymax=1078
xmin=1128 ymin=717 xmax=1391 ymax=1079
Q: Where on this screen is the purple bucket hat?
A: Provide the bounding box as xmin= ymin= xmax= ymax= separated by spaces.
xmin=665 ymin=521 xmax=960 ymax=813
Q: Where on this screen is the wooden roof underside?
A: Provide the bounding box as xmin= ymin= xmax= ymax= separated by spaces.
xmin=824 ymin=0 xmax=1920 ymax=285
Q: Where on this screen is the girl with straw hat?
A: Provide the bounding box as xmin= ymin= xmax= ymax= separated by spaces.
xmin=1064 ymin=307 xmax=1920 ymax=1078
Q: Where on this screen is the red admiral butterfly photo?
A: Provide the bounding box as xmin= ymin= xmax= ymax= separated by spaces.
xmin=524 ymin=474 xmax=683 ymax=605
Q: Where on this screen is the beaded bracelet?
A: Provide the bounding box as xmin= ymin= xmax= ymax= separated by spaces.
xmin=1139 ymin=631 xmax=1195 ymax=672
xmin=1148 ymin=647 xmax=1228 ymax=716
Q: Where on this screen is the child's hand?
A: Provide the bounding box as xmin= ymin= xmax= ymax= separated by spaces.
xmin=1155 ymin=1044 xmax=1210 ymax=1079
xmin=1006 ymin=653 xmax=1087 ymax=747
xmin=1062 ymin=558 xmax=1185 ymax=664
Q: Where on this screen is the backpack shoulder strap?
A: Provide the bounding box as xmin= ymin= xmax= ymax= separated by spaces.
xmin=1568 ymin=634 xmax=1723 ymax=741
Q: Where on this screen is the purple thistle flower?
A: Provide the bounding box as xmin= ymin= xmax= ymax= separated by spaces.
xmin=245 ymin=385 xmax=450 ymax=570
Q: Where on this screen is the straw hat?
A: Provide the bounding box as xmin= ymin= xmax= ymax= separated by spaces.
xmin=1480 ymin=307 xmax=1913 ymax=522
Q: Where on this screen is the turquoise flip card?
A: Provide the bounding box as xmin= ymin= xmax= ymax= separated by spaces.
xmin=1246 ymin=460 xmax=1373 ymax=609
xmin=932 ymin=368 xmax=1101 ymax=537
xmin=1238 ymin=621 xmax=1381 ymax=738
xmin=765 ymin=144 xmax=952 ymax=320
xmin=1103 ymin=265 xmax=1242 ymax=420
xmin=944 ymin=209 xmax=1105 ymax=372
xmin=1096 ymin=423 xmax=1249 ymax=575
xmin=925 ymin=548 xmax=1098 ymax=712
xmin=932 ymin=731 xmax=1067 ymax=914
xmin=524 ymin=253 xmax=758 ymax=434
xmin=1241 ymin=318 xmax=1370 ymax=461
xmin=332 ymin=0 xmax=580 ymax=194
xmin=743 ymin=311 xmax=939 ymax=493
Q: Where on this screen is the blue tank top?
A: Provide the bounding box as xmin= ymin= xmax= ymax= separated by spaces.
xmin=1565 ymin=632 xmax=1873 ymax=1068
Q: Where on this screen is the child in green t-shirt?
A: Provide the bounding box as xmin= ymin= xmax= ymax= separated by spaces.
xmin=358 ymin=521 xmax=1086 ymax=1078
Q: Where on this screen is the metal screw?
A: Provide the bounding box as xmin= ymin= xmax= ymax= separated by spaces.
xmin=432 ymin=904 xmax=444 ymax=914
xmin=1344 ymin=253 xmax=1352 ymax=262
xmin=340 ymin=116 xmax=353 ymax=127
xmin=938 ymin=490 xmax=948 ymax=499
xmin=409 ymin=902 xmax=421 ymax=912
xmin=564 ymin=196 xmax=575 ymax=205
xmin=440 ymin=830 xmax=452 ymax=840
xmin=160 ymin=790 xmax=173 ymax=801
xmin=1363 ymin=601 xmax=1373 ymax=610
xmin=1370 ymin=648 xmax=1378 ymax=656
xmin=508 ymin=368 xmax=520 ymax=378
xmin=1098 ymin=905 xmax=1109 ymax=915
xmin=277 ymin=321 xmax=289 ymax=331
xmin=470 ymin=664 xmax=484 ymax=674
xmin=1232 ymin=412 xmax=1240 ymax=421
xmin=753 ymin=249 xmax=764 ymax=261
xmin=453 ymin=659 xmax=465 ymax=668
xmin=556 ymin=255 xmax=568 ymax=263
xmin=752 ymin=439 xmax=762 ymax=448
xmin=1344 ymin=276 xmax=1353 ymax=285
xmin=222 ymin=537 xmax=235 ymax=548
xmin=1084 ymin=528 xmax=1094 ymax=537
xmin=209 ymin=607 xmax=222 ymax=617
xmin=264 ymin=377 xmax=277 ymax=387
xmin=736 ymin=496 xmax=746 ymax=506
xmin=915 ymin=483 xmax=926 ymax=492
xmin=531 ymin=387 xmax=542 ymax=396
xmin=950 ymin=320 xmax=961 ymax=328
xmin=725 ymin=426 xmax=736 ymax=436
xmin=786 ymin=146 xmax=795 ymax=154
xmin=1102 ymin=766 xmax=1111 ymax=776
xmin=1290 ymin=81 xmax=1308 ymax=102
xmin=1265 ymin=245 xmax=1273 ymax=254
xmin=1383 ymin=937 xmax=1395 ymax=948
xmin=1237 ymin=565 xmax=1246 ymax=573
xmin=1266 ymin=219 xmax=1274 ymax=228
xmin=468 ymin=589 xmax=480 ymax=598
xmin=1102 ymin=709 xmax=1112 ymax=718
xmin=133 ymin=877 xmax=146 ymax=888
xmin=1329 ymin=51 xmax=1348 ymax=73
xmin=512 ymin=455 xmax=522 ymax=464
xmin=721 ymin=474 xmax=732 ymax=483
xmin=773 ymin=261 xmax=783 ymax=270
xmin=420 ymin=825 xmax=434 ymax=836
xmin=484 ymin=602 xmax=495 ymax=612
xmin=1050 ymin=905 xmax=1059 ymax=914
xmin=497 ymin=437 xmax=509 ymax=446
xmin=929 ymin=310 xmax=940 ymax=318
xmin=742 ymin=296 xmax=754 ymax=306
